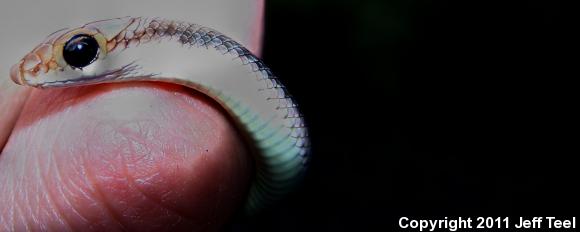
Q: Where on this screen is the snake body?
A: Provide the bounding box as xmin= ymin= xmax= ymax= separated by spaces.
xmin=10 ymin=17 xmax=309 ymax=214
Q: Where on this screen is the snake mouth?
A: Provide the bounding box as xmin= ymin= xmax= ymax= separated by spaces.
xmin=38 ymin=73 xmax=116 ymax=88
xmin=37 ymin=62 xmax=143 ymax=89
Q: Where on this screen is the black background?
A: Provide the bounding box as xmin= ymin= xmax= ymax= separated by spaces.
xmin=235 ymin=0 xmax=575 ymax=231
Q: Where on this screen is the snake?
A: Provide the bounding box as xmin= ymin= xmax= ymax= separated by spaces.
xmin=9 ymin=17 xmax=310 ymax=215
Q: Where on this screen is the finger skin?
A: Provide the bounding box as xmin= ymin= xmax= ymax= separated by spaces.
xmin=0 ymin=83 xmax=252 ymax=231
xmin=0 ymin=78 xmax=31 ymax=149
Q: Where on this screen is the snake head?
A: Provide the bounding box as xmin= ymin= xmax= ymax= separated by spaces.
xmin=10 ymin=17 xmax=143 ymax=88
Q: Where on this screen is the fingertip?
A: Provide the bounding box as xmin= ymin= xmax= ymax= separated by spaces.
xmin=5 ymin=83 xmax=252 ymax=231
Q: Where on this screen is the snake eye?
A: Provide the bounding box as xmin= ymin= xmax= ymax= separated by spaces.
xmin=63 ymin=34 xmax=100 ymax=69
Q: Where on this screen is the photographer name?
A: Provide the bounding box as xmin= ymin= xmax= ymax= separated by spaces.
xmin=514 ymin=217 xmax=575 ymax=229
xmin=399 ymin=217 xmax=576 ymax=231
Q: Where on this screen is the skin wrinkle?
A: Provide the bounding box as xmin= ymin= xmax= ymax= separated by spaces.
xmin=56 ymin=136 xmax=115 ymax=229
xmin=15 ymin=133 xmax=37 ymax=230
xmin=62 ymin=107 xmax=127 ymax=230
xmin=49 ymin=140 xmax=92 ymax=228
xmin=87 ymin=123 xmax=137 ymax=230
xmin=19 ymin=132 xmax=44 ymax=229
xmin=1 ymin=213 xmax=8 ymax=231
xmin=118 ymin=122 xmax=189 ymax=224
xmin=69 ymin=167 xmax=118 ymax=230
xmin=56 ymin=159 xmax=106 ymax=230
xmin=71 ymin=154 xmax=101 ymax=204
xmin=118 ymin=127 xmax=187 ymax=230
xmin=0 ymin=206 xmax=6 ymax=231
xmin=43 ymin=117 xmax=76 ymax=231
xmin=33 ymin=133 xmax=71 ymax=231
xmin=10 ymin=95 xmax=56 ymax=230
xmin=126 ymin=146 xmax=177 ymax=204
xmin=50 ymin=105 xmax=90 ymax=228
xmin=13 ymin=198 xmax=28 ymax=231
xmin=143 ymin=89 xmax=227 ymax=222
xmin=4 ymin=154 xmax=16 ymax=229
xmin=80 ymin=139 xmax=129 ymax=231
xmin=26 ymin=91 xmax=126 ymax=230
xmin=0 ymin=160 xmax=16 ymax=231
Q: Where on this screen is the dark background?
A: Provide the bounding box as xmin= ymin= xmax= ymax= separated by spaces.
xmin=235 ymin=0 xmax=575 ymax=231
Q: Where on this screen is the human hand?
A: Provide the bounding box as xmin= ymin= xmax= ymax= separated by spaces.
xmin=0 ymin=1 xmax=264 ymax=230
